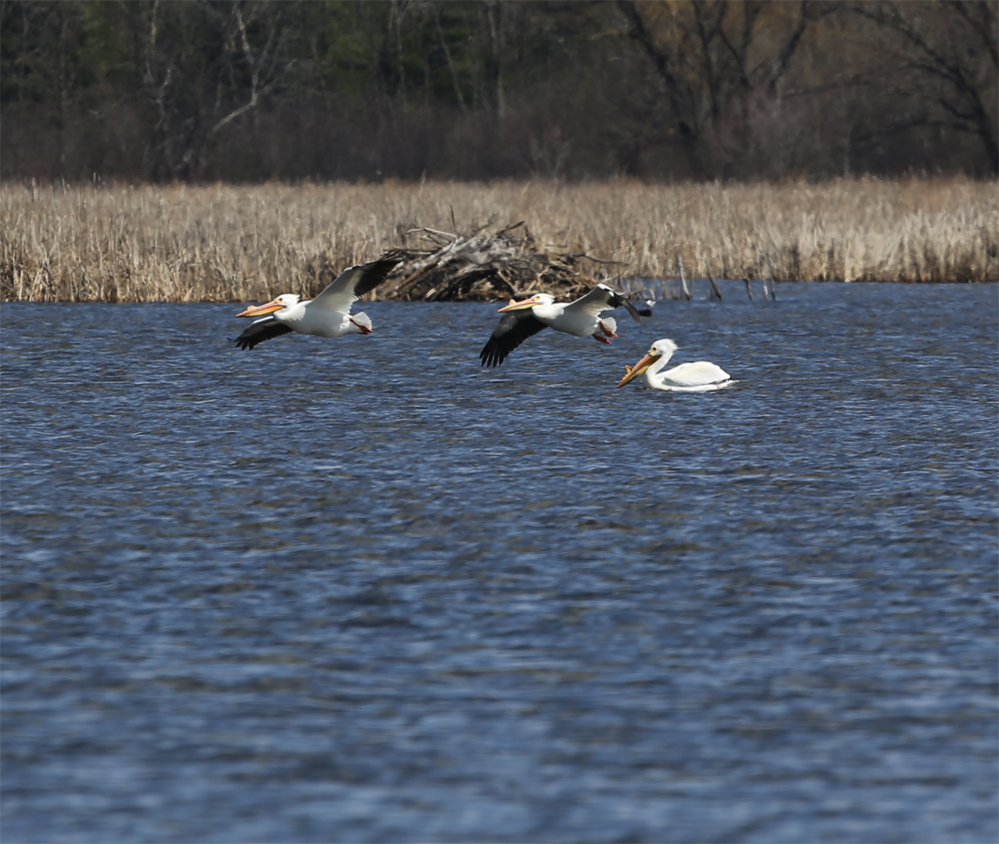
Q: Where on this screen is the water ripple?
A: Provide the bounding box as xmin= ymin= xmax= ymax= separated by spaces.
xmin=2 ymin=284 xmax=997 ymax=842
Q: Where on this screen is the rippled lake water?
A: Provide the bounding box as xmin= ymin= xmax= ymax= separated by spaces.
xmin=2 ymin=282 xmax=997 ymax=843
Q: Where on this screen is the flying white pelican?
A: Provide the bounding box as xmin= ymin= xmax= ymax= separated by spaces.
xmin=232 ymin=258 xmax=401 ymax=350
xmin=479 ymin=283 xmax=641 ymax=367
xmin=617 ymin=338 xmax=734 ymax=392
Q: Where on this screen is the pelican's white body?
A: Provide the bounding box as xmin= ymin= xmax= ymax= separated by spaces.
xmin=233 ymin=259 xmax=400 ymax=351
xmin=632 ymin=339 xmax=734 ymax=392
xmin=263 ymin=294 xmax=372 ymax=337
xmin=480 ymin=283 xmax=640 ymax=367
xmin=526 ymin=292 xmax=618 ymax=341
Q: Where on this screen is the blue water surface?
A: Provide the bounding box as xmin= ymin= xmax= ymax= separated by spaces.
xmin=2 ymin=282 xmax=997 ymax=843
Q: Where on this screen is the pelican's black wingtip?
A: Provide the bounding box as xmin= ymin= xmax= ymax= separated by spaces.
xmin=478 ymin=345 xmax=503 ymax=367
xmin=620 ymin=296 xmax=643 ymax=324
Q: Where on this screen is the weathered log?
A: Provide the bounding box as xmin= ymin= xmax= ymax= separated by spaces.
xmin=677 ymin=256 xmax=691 ymax=300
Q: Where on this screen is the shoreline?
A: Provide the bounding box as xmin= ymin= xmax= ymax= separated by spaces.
xmin=3 ymin=178 xmax=996 ymax=302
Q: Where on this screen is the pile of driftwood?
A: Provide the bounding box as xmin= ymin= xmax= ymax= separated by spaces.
xmin=368 ymin=222 xmax=619 ymax=302
xmin=313 ymin=223 xmax=775 ymax=304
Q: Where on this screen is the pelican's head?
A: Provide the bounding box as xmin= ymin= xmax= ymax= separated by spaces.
xmin=236 ymin=293 xmax=300 ymax=318
xmin=649 ymin=338 xmax=678 ymax=357
xmin=617 ymin=338 xmax=678 ymax=388
xmin=497 ymin=293 xmax=555 ymax=312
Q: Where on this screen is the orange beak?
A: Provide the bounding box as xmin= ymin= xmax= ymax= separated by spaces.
xmin=236 ymin=300 xmax=284 ymax=318
xmin=497 ymin=297 xmax=538 ymax=313
xmin=617 ymin=352 xmax=662 ymax=388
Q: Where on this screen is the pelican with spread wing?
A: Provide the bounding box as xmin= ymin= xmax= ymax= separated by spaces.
xmin=479 ymin=283 xmax=641 ymax=367
xmin=232 ymin=258 xmax=401 ymax=351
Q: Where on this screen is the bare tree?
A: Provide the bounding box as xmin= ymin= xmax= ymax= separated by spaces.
xmin=2 ymin=0 xmax=995 ymax=182
xmin=1 ymin=1 xmax=87 ymax=177
xmin=132 ymin=0 xmax=290 ymax=180
xmin=615 ymin=0 xmax=833 ymax=178
xmin=854 ymin=0 xmax=998 ymax=173
xmin=616 ymin=0 xmax=706 ymax=176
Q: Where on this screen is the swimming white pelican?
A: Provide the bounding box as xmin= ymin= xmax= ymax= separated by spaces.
xmin=479 ymin=283 xmax=641 ymax=367
xmin=617 ymin=338 xmax=734 ymax=391
xmin=232 ymin=258 xmax=401 ymax=350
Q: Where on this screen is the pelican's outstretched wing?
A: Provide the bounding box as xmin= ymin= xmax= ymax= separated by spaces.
xmin=566 ymin=283 xmax=642 ymax=323
xmin=480 ymin=310 xmax=548 ymax=367
xmin=233 ymin=316 xmax=295 ymax=350
xmin=310 ymin=258 xmax=403 ymax=314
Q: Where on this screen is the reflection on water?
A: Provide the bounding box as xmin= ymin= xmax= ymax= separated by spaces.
xmin=2 ymin=283 xmax=997 ymax=843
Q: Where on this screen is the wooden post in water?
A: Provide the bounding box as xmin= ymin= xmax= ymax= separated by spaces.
xmin=707 ymin=275 xmax=723 ymax=300
xmin=678 ymin=256 xmax=691 ymax=300
xmin=743 ymin=277 xmax=754 ymax=300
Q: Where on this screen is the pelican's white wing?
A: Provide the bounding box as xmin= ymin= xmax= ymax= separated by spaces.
xmin=658 ymin=361 xmax=732 ymax=389
xmin=565 ymin=283 xmax=641 ymax=322
xmin=309 ymin=258 xmax=401 ymax=314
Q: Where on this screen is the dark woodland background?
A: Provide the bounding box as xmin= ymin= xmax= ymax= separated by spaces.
xmin=2 ymin=0 xmax=997 ymax=183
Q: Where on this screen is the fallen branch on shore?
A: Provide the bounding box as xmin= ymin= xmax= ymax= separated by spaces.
xmin=368 ymin=222 xmax=624 ymax=302
xmin=368 ymin=236 xmax=777 ymax=305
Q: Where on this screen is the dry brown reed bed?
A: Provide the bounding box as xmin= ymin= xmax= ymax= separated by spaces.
xmin=2 ymin=178 xmax=995 ymax=302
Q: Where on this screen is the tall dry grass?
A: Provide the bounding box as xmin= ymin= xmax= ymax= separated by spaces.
xmin=2 ymin=178 xmax=995 ymax=302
